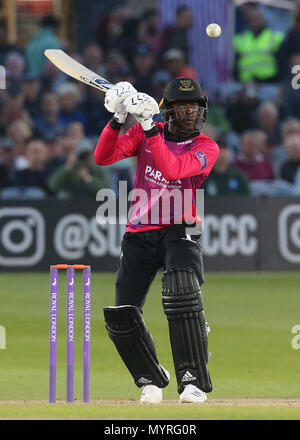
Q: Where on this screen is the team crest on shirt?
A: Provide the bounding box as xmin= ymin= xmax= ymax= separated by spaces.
xmin=179 ymin=80 xmax=195 ymax=91
xmin=194 ymin=150 xmax=207 ymax=170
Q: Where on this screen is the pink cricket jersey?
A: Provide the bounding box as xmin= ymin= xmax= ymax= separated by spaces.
xmin=95 ymin=122 xmax=219 ymax=232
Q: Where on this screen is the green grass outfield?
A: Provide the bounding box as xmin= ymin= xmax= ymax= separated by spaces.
xmin=0 ymin=271 xmax=300 ymax=420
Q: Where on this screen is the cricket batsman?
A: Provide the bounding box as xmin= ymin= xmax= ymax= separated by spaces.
xmin=94 ymin=77 xmax=219 ymax=403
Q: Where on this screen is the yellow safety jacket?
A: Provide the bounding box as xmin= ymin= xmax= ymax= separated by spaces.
xmin=234 ymin=28 xmax=284 ymax=82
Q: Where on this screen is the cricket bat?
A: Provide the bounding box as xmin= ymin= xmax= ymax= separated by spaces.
xmin=44 ymin=49 xmax=113 ymax=92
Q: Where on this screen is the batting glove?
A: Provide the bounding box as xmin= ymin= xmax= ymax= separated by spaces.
xmin=123 ymin=92 xmax=160 ymax=131
xmin=104 ymin=81 xmax=137 ymax=124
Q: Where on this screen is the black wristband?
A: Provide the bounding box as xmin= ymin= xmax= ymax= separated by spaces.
xmin=145 ymin=125 xmax=160 ymax=138
xmin=109 ymin=118 xmax=122 ymax=130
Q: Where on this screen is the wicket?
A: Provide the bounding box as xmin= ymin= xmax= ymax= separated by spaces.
xmin=49 ymin=264 xmax=91 ymax=403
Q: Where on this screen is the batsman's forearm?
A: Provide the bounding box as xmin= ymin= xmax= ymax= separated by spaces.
xmin=94 ymin=121 xmax=122 ymax=166
xmin=95 ymin=119 xmax=141 ymax=166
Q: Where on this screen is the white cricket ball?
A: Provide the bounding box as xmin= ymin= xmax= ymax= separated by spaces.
xmin=206 ymin=23 xmax=222 ymax=38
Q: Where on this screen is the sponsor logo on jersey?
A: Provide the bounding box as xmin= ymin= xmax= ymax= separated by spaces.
xmin=145 ymin=165 xmax=182 ymax=184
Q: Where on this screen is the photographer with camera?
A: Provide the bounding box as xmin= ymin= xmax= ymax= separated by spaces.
xmin=48 ymin=138 xmax=111 ymax=198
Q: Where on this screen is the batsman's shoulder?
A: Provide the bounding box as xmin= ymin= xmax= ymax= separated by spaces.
xmin=198 ymin=133 xmax=219 ymax=155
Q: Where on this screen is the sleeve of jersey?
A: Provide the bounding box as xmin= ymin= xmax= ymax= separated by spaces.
xmin=146 ymin=133 xmax=219 ymax=181
xmin=94 ymin=122 xmax=143 ymax=165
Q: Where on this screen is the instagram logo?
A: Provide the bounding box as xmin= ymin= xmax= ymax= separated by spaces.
xmin=278 ymin=205 xmax=300 ymax=263
xmin=0 ymin=207 xmax=45 ymax=266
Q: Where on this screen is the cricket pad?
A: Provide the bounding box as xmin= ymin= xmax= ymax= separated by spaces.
xmin=162 ymin=267 xmax=212 ymax=393
xmin=103 ymin=305 xmax=169 ymax=388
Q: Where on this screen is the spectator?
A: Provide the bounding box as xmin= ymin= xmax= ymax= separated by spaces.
xmin=163 ymin=48 xmax=197 ymax=80
xmin=151 ymin=70 xmax=172 ymax=104
xmin=2 ymin=85 xmax=32 ymax=127
xmin=0 ymin=139 xmax=16 ymax=188
xmin=106 ymin=50 xmax=128 ymax=82
xmin=233 ymin=4 xmax=284 ymax=82
xmin=0 ymin=18 xmax=21 ymax=66
xmin=42 ymin=57 xmax=67 ymax=91
xmin=48 ymin=139 xmax=111 ymax=198
xmin=205 ymin=99 xmax=232 ymax=136
xmin=201 ymin=124 xmax=219 ymax=141
xmin=256 ymin=101 xmax=281 ymax=148
xmin=277 ymin=2 xmax=300 ymax=79
xmin=132 ymin=45 xmax=155 ymax=95
xmin=233 ymin=130 xmax=275 ymax=181
xmin=253 ymin=129 xmax=270 ymax=157
xmin=22 ymin=73 xmax=42 ymax=120
xmin=113 ymin=64 xmax=136 ymax=86
xmin=225 ymin=83 xmax=260 ymax=134
xmin=13 ymin=138 xmax=53 ymax=195
xmin=202 ymin=138 xmax=250 ymax=197
xmin=115 ymin=16 xmax=140 ymax=63
xmin=61 ymin=133 xmax=80 ymax=157
xmin=160 ymin=5 xmax=193 ymax=61
xmin=83 ymin=43 xmax=107 ymax=77
xmin=281 ymin=117 xmax=300 ymax=141
xmin=26 ymin=15 xmax=62 ymax=75
xmin=33 ymin=91 xmax=65 ymax=139
xmin=57 ymin=83 xmax=87 ymax=130
xmin=280 ymin=134 xmax=300 ymax=184
xmin=44 ymin=134 xmax=66 ymax=174
xmin=82 ymin=87 xmax=111 ymax=136
xmin=64 ymin=121 xmax=85 ymax=141
xmin=4 ymin=51 xmax=26 ymax=86
xmin=137 ymin=9 xmax=162 ymax=58
xmin=271 ymin=117 xmax=300 ymax=177
xmin=6 ymin=120 xmax=32 ymax=164
xmin=95 ymin=10 xmax=125 ymax=55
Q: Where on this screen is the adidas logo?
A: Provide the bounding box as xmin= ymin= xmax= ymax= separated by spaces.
xmin=182 ymin=371 xmax=196 ymax=382
xmin=191 ymin=391 xmax=203 ymax=397
xmin=138 ymin=377 xmax=152 ymax=385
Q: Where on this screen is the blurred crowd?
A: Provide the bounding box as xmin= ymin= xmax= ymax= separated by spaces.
xmin=0 ymin=1 xmax=300 ymax=200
